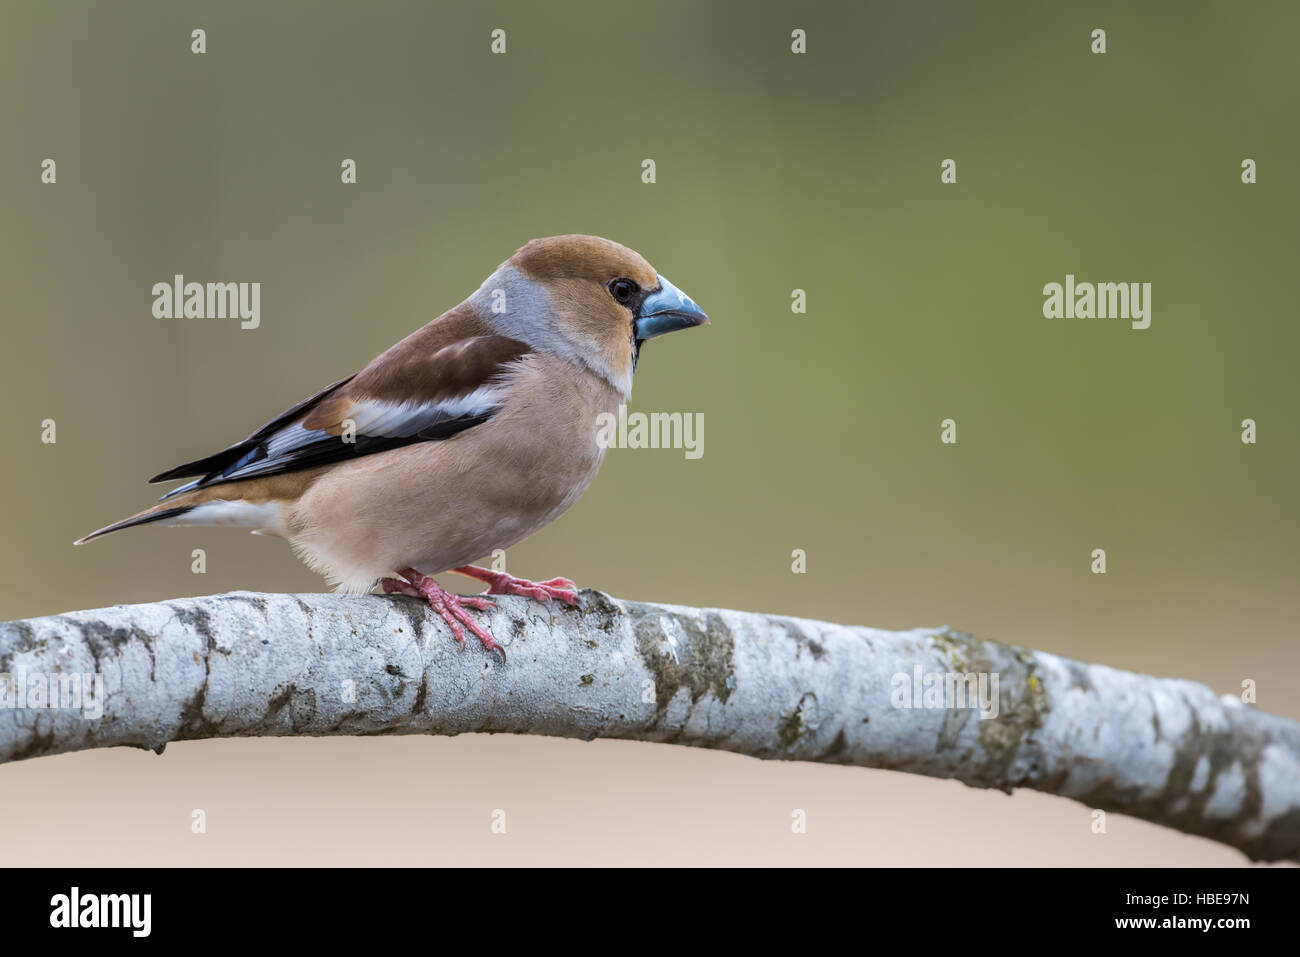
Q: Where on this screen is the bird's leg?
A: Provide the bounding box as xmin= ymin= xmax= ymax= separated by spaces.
xmin=377 ymin=576 xmax=421 ymax=598
xmin=380 ymin=567 xmax=504 ymax=661
xmin=450 ymin=565 xmax=581 ymax=606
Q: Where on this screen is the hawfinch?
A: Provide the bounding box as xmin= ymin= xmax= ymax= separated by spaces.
xmin=78 ymin=235 xmax=709 ymax=659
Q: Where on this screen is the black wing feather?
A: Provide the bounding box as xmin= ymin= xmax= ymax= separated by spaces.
xmin=148 ymin=375 xmax=355 ymax=484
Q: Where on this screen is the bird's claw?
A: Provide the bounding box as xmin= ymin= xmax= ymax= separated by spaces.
xmin=449 ymin=565 xmax=581 ymax=607
xmin=485 ymin=574 xmax=580 ymax=606
xmin=380 ymin=569 xmax=506 ymax=661
xmin=379 ymin=577 xmax=422 ymax=598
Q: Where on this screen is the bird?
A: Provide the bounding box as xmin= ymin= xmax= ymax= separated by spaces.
xmin=76 ymin=235 xmax=709 ymax=660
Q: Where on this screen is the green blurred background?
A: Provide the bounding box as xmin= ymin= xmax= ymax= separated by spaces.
xmin=1 ymin=1 xmax=1296 ymax=865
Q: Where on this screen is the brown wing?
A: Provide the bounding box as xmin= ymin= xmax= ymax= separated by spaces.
xmin=149 ymin=331 xmax=530 ymax=499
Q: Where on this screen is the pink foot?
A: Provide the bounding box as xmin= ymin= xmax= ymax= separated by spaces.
xmin=451 ymin=566 xmax=581 ymax=607
xmin=379 ymin=567 xmax=505 ymax=661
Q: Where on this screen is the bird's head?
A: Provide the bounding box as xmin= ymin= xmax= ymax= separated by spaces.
xmin=471 ymin=234 xmax=709 ymax=397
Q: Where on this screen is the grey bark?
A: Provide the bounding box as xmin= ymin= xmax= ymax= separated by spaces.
xmin=1 ymin=589 xmax=1297 ymax=862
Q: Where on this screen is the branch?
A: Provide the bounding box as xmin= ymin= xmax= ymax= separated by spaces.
xmin=2 ymin=590 xmax=1296 ymax=861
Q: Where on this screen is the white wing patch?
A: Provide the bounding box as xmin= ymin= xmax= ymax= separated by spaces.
xmin=343 ymin=387 xmax=505 ymax=437
xmin=176 ymin=386 xmax=509 ymax=488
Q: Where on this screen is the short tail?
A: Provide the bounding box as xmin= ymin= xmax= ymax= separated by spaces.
xmin=75 ymin=495 xmax=287 ymax=545
xmin=74 ymin=504 xmax=197 ymax=545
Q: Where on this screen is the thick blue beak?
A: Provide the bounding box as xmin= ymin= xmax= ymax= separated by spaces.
xmin=635 ymin=275 xmax=709 ymax=341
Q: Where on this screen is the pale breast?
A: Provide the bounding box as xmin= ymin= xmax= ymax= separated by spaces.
xmin=288 ymin=353 xmax=620 ymax=592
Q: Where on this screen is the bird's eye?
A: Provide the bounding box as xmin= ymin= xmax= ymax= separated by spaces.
xmin=609 ymin=278 xmax=637 ymax=305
